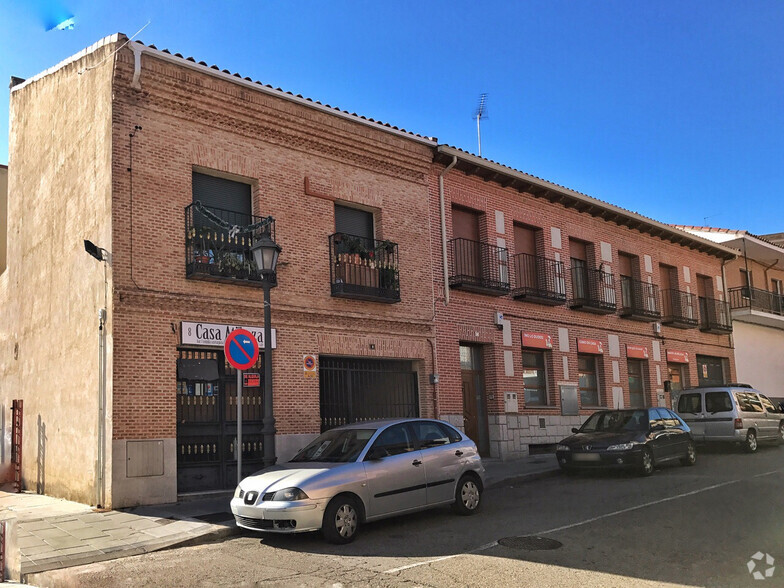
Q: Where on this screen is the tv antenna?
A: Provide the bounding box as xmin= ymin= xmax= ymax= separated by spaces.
xmin=474 ymin=93 xmax=488 ymax=157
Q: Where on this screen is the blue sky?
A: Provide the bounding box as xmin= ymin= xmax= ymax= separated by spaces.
xmin=2 ymin=1 xmax=784 ymax=233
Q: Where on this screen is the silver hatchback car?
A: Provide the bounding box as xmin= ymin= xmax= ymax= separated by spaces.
xmin=674 ymin=385 xmax=784 ymax=452
xmin=230 ymin=418 xmax=486 ymax=543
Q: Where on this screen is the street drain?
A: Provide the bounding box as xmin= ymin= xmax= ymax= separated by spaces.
xmin=498 ymin=536 xmax=563 ymax=551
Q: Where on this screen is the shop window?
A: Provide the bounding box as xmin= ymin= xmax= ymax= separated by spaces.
xmin=628 ymin=359 xmax=646 ymax=408
xmin=578 ymin=354 xmax=601 ymax=407
xmin=522 ymin=351 xmax=548 ymax=406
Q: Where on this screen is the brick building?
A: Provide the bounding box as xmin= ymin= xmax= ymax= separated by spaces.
xmin=1 ymin=34 xmax=743 ymax=507
xmin=677 ymin=227 xmax=784 ymax=399
xmin=430 ymin=147 xmax=738 ymax=458
xmin=1 ymin=35 xmax=436 ymax=507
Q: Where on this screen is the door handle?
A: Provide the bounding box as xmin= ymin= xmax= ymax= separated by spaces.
xmin=412 ymin=459 xmax=422 ymax=466
xmin=454 ymin=450 xmax=464 ymax=457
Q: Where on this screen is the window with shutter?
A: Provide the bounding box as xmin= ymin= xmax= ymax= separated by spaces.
xmin=192 ymin=172 xmax=251 ymax=218
xmin=335 ymin=205 xmax=374 ymax=241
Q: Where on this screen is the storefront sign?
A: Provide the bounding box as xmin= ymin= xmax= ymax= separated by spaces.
xmin=243 ymin=373 xmax=260 ymax=387
xmin=521 ymin=332 xmax=553 ymax=349
xmin=181 ymin=321 xmax=277 ymax=349
xmin=626 ymin=344 xmax=649 ymax=359
xmin=666 ymin=350 xmax=690 ymax=364
xmin=577 ymin=338 xmax=604 ymax=354
xmin=303 ymin=354 xmax=318 ymax=378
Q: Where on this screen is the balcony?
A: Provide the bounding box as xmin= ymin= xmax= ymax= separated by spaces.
xmin=699 ymin=297 xmax=732 ymax=334
xmin=329 ymin=233 xmax=400 ymax=303
xmin=619 ymin=276 xmax=661 ymax=321
xmin=728 ymin=286 xmax=784 ymax=329
xmin=568 ymin=267 xmax=616 ymax=314
xmin=185 ymin=203 xmax=276 ymax=288
xmin=511 ymin=253 xmax=566 ymax=305
xmin=448 ymin=238 xmax=510 ymax=295
xmin=660 ymin=289 xmax=698 ymax=328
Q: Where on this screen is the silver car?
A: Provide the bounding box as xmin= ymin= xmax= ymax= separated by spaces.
xmin=674 ymin=385 xmax=784 ymax=452
xmin=230 ymin=418 xmax=486 ymax=543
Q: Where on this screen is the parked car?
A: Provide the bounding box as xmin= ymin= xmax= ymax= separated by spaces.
xmin=556 ymin=408 xmax=696 ymax=476
xmin=230 ymin=418 xmax=485 ymax=544
xmin=673 ymin=385 xmax=784 ymax=452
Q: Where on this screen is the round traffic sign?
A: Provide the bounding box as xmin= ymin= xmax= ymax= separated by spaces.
xmin=224 ymin=328 xmax=259 ymax=371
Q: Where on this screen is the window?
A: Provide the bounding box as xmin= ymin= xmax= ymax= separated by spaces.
xmin=759 ymin=395 xmax=778 ymax=413
xmin=734 ymin=392 xmax=763 ymax=413
xmin=678 ymin=393 xmax=702 ymax=413
xmin=411 ymin=421 xmax=459 ymax=448
xmin=522 ymin=351 xmax=548 ymax=406
xmin=578 ymin=354 xmax=600 ymax=407
xmin=192 ymin=172 xmax=251 ymax=219
xmin=367 ymin=423 xmax=415 ymax=458
xmin=335 ymin=204 xmax=374 ymax=241
xmin=628 ymin=360 xmax=646 ymax=408
xmin=706 ymin=392 xmax=733 ymax=413
xmin=655 ymin=408 xmax=678 ymax=428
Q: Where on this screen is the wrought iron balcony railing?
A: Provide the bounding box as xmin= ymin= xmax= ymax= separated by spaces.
xmin=728 ymin=286 xmax=784 ymax=316
xmin=448 ymin=238 xmax=510 ymax=295
xmin=329 ymin=233 xmax=400 ymax=303
xmin=568 ymin=267 xmax=616 ymax=314
xmin=619 ymin=276 xmax=661 ymax=321
xmin=511 ymin=253 xmax=566 ymax=305
xmin=699 ymin=296 xmax=732 ymax=334
xmin=660 ymin=289 xmax=698 ymax=328
xmin=185 ymin=203 xmax=276 ymax=287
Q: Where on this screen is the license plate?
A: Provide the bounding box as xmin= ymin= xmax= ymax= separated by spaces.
xmin=573 ymin=453 xmax=601 ymax=462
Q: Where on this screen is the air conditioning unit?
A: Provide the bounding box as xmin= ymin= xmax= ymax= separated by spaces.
xmin=653 ymin=322 xmax=662 ymax=335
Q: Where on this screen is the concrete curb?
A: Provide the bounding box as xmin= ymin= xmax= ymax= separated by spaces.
xmin=486 ymin=467 xmax=562 ymax=490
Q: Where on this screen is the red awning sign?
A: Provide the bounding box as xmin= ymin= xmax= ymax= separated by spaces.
xmin=522 ymin=332 xmax=553 ymax=349
xmin=667 ymin=350 xmax=690 ymax=364
xmin=626 ymin=344 xmax=649 ymax=359
xmin=577 ymin=338 xmax=604 ymax=354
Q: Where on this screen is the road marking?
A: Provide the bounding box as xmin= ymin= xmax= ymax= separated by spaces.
xmin=382 ymin=469 xmax=784 ymax=575
xmin=535 ymin=479 xmax=741 ymax=536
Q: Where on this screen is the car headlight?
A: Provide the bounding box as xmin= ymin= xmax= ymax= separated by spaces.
xmin=234 ymin=486 xmax=244 ymax=498
xmin=556 ymin=444 xmax=571 ymax=452
xmin=271 ymin=487 xmax=309 ymax=501
xmin=607 ymin=443 xmax=634 ymax=451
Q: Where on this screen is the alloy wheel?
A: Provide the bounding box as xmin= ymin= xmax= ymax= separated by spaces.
xmin=335 ymin=503 xmax=357 ymax=538
xmin=461 ymin=480 xmax=480 ymax=510
xmin=641 ymin=449 xmax=654 ymax=475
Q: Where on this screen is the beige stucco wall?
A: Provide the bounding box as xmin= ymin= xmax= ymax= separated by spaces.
xmin=733 ymin=320 xmax=784 ymax=395
xmin=0 ymin=38 xmax=117 ymax=504
xmin=0 ymin=165 xmax=7 ymax=274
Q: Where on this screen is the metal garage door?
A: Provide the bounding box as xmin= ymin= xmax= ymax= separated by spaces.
xmin=319 ymin=357 xmax=419 ymax=432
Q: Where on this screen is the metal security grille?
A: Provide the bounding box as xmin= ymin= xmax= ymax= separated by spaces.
xmin=319 ymin=357 xmax=419 ymax=432
xmin=176 ymin=349 xmax=265 ymax=492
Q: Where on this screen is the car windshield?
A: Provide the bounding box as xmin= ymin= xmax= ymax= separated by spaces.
xmin=289 ymin=428 xmax=376 ymax=463
xmin=579 ymin=410 xmax=648 ymax=433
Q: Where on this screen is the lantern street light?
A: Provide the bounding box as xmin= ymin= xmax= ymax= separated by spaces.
xmin=250 ymin=230 xmax=282 ymax=467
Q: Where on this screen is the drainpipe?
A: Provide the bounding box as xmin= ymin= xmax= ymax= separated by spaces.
xmin=439 ymin=156 xmax=458 ymax=305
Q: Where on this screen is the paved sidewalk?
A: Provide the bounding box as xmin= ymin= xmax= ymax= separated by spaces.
xmin=1 ymin=453 xmax=559 ymax=582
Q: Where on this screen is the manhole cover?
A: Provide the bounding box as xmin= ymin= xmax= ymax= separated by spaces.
xmin=498 ymin=536 xmax=563 ymax=550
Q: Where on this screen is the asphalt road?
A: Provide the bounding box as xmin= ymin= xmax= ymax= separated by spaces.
xmin=47 ymin=443 xmax=784 ymax=587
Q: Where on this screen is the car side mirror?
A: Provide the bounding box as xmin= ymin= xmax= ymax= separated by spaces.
xmin=571 ymin=427 xmax=579 ymax=434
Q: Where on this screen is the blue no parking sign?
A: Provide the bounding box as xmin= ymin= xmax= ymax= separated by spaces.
xmin=224 ymin=328 xmax=259 ymax=371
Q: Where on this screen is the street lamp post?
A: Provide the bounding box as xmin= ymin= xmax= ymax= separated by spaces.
xmin=250 ymin=229 xmax=281 ymax=468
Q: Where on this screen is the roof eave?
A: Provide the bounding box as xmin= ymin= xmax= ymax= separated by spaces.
xmin=436 ymin=146 xmax=737 ymax=260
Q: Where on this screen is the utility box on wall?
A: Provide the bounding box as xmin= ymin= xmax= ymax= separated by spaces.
xmin=504 ymin=392 xmax=518 ymax=413
xmin=560 ymin=385 xmax=579 ymax=416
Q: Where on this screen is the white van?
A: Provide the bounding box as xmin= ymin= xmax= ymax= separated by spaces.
xmin=674 ymin=385 xmax=784 ymax=452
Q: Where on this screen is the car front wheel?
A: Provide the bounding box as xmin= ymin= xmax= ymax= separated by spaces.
xmin=639 ymin=447 xmax=654 ymax=476
xmin=680 ymin=441 xmax=696 ymax=466
xmin=322 ymin=495 xmax=360 ymax=544
xmin=452 ymin=475 xmax=482 ymax=515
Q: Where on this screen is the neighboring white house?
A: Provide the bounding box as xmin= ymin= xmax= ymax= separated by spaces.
xmin=677 ymin=226 xmax=784 ymax=399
